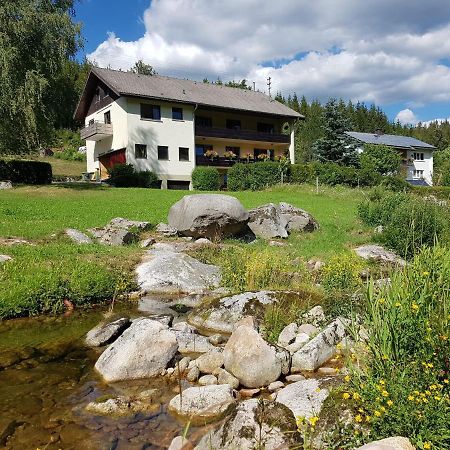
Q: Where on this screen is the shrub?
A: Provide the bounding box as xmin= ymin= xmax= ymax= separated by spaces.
xmin=359 ymin=144 xmax=401 ymax=176
xmin=108 ymin=164 xmax=159 ymax=188
xmin=192 ymin=166 xmax=220 ymax=190
xmin=379 ymin=175 xmax=411 ymax=192
xmin=227 ymin=163 xmax=250 ymax=191
xmin=0 ymin=159 xmax=52 ymax=184
xmin=54 ymin=147 xmax=86 ymax=161
xmin=290 ymin=163 xmax=314 ymax=184
xmin=227 ymin=161 xmax=287 ymax=191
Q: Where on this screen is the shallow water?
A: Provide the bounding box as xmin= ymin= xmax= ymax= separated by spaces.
xmin=0 ymin=301 xmax=205 ymax=449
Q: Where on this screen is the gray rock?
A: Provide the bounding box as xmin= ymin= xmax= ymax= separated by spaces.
xmin=188 ymin=291 xmax=277 ymax=334
xmin=168 ymin=194 xmax=249 ymax=240
xmin=85 ymin=317 xmax=131 ymax=347
xmin=194 ymin=238 xmax=212 ymax=245
xmin=291 ymin=318 xmax=348 ymax=372
xmin=248 ymin=203 xmax=288 ymax=239
xmin=356 ymin=436 xmax=415 ymax=450
xmin=354 ymin=244 xmax=406 ymax=267
xmin=186 ymin=365 xmax=200 ymax=382
xmin=173 ymin=330 xmax=215 ymax=355
xmin=374 ymin=225 xmax=384 ymax=234
xmin=223 ymin=322 xmax=284 ymax=388
xmin=139 ymin=237 xmax=156 ymax=248
xmin=168 ymin=384 xmax=236 ymax=423
xmin=268 ymin=381 xmax=284 ymax=391
xmin=302 ymin=305 xmax=326 ymax=327
xmin=208 ymin=334 xmax=225 ymax=345
xmin=285 ymin=332 xmax=310 ymax=354
xmin=277 ymin=322 xmax=298 ymax=347
xmin=108 ymin=217 xmax=151 ymax=231
xmin=91 ymin=227 xmax=137 ymax=246
xmin=297 ymin=324 xmax=318 ymax=336
xmin=0 ymin=181 xmax=12 ymax=190
xmin=279 ymin=202 xmax=319 ymax=232
xmin=65 ymin=228 xmax=93 ymax=244
xmin=195 ymin=398 xmax=301 ymax=450
xmin=168 ymin=436 xmax=193 ymax=450
xmin=285 ymin=374 xmax=305 ymax=382
xmin=94 ymin=318 xmax=178 ymax=382
xmin=216 ymin=368 xmax=239 ymax=389
xmin=136 ymin=248 xmax=221 ymax=294
xmin=275 ymin=379 xmax=329 ymax=418
xmin=156 ymin=222 xmax=178 ymax=237
xmin=0 ymin=255 xmax=12 ymax=264
xmin=195 ymin=350 xmax=224 ymax=374
xmin=172 ymin=321 xmax=197 ymax=333
xmin=198 ymin=374 xmax=218 ymax=385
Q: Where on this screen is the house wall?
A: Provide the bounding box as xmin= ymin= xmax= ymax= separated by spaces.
xmin=406 ymin=149 xmax=433 ymax=185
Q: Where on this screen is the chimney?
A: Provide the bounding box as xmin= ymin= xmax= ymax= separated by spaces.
xmin=374 ymin=129 xmax=384 ymax=136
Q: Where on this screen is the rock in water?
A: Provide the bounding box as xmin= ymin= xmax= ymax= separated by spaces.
xmin=188 ymin=291 xmax=277 ymax=334
xmin=195 ymin=399 xmax=302 ymax=450
xmin=85 ymin=317 xmax=131 ymax=347
xmin=356 ymin=436 xmax=415 ymax=450
xmin=168 ymin=194 xmax=249 ymax=240
xmin=195 ymin=350 xmax=224 ymax=374
xmin=279 ymin=202 xmax=319 ymax=232
xmin=168 ymin=385 xmax=236 ymax=424
xmin=136 ymin=248 xmax=221 ymax=294
xmin=275 ymin=379 xmax=329 ymax=418
xmin=291 ymin=318 xmax=347 ymax=372
xmin=65 ymin=229 xmax=93 ymax=244
xmin=223 ymin=322 xmax=284 ymax=388
xmin=95 ymin=319 xmax=178 ymax=382
xmin=354 ymin=244 xmax=406 ymax=267
xmin=247 ymin=203 xmax=288 ymax=239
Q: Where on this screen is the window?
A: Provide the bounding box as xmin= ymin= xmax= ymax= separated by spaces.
xmin=413 ymin=169 xmax=424 ymax=179
xmin=179 ymin=147 xmax=189 ymax=161
xmin=225 ymin=146 xmax=240 ymax=158
xmin=257 ymin=122 xmax=274 ymax=133
xmin=158 ymin=145 xmax=169 ymax=160
xmin=196 ymin=144 xmax=212 ymax=157
xmin=135 ymin=144 xmax=147 ymax=159
xmin=226 ymin=119 xmax=241 ymax=130
xmin=413 ymin=152 xmax=425 ymax=161
xmin=196 ymin=116 xmax=212 ymax=127
xmin=172 ymin=107 xmax=183 ymax=120
xmin=140 ymin=104 xmax=161 ymax=120
xmin=104 ymin=111 xmax=111 ymax=124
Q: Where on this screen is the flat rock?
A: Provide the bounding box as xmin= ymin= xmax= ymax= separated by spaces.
xmin=277 ymin=322 xmax=298 ymax=347
xmin=356 ymin=436 xmax=415 ymax=450
xmin=0 ymin=255 xmax=12 ymax=264
xmin=108 ymin=217 xmax=151 ymax=231
xmin=268 ymin=381 xmax=284 ymax=391
xmin=188 ymin=291 xmax=277 ymax=334
xmin=297 ymin=324 xmax=318 ymax=336
xmin=279 ymin=202 xmax=319 ymax=232
xmin=195 ymin=399 xmax=301 ymax=450
xmin=139 ymin=237 xmax=156 ymax=248
xmin=354 ymin=244 xmax=406 ymax=267
xmin=291 ymin=318 xmax=347 ymax=372
xmin=95 ymin=319 xmax=178 ymax=382
xmin=85 ymin=317 xmax=131 ymax=347
xmin=275 ymin=379 xmax=329 ymax=418
xmin=65 ymin=228 xmax=93 ymax=244
xmin=173 ymin=330 xmax=215 ymax=355
xmin=85 ymin=392 xmax=158 ymax=417
xmin=285 ymin=374 xmax=305 ymax=382
xmin=248 ymin=203 xmax=288 ymax=239
xmin=136 ymin=249 xmax=220 ymax=294
xmin=168 ymin=384 xmax=236 ymax=424
xmin=156 ymin=222 xmax=178 ymax=237
xmin=168 ymin=194 xmax=249 ymax=240
xmin=285 ymin=333 xmax=310 ymax=354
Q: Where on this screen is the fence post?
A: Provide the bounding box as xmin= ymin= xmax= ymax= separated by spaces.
xmin=316 ymin=176 xmax=319 ymax=194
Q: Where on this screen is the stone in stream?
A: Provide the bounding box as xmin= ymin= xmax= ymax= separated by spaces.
xmin=198 ymin=374 xmax=218 ymax=386
xmin=85 ymin=317 xmax=131 ymax=347
xmin=136 ymin=248 xmax=221 ymax=294
xmin=216 ymin=368 xmax=239 ymax=389
xmin=168 ymin=384 xmax=236 ymax=424
xmin=356 ymin=436 xmax=415 ymax=450
xmin=65 ymin=228 xmax=93 ymax=244
xmin=194 ymin=399 xmax=302 ymax=450
xmin=173 ymin=329 xmax=215 ymax=355
xmin=168 ymin=194 xmax=249 ymax=240
xmin=94 ymin=318 xmax=178 ymax=382
xmin=188 ymin=291 xmax=278 ymax=335
xmin=168 ymin=436 xmax=193 ymax=450
xmin=291 ymin=318 xmax=348 ymax=372
xmin=195 ymin=349 xmax=224 ymax=374
xmin=247 ymin=203 xmax=288 ymax=239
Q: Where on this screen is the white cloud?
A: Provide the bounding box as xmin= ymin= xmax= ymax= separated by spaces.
xmin=395 ymin=109 xmax=419 ymax=125
xmin=87 ymin=0 xmax=450 ymax=107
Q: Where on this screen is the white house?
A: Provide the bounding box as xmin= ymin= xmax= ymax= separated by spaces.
xmin=74 ymin=67 xmax=302 ymax=189
xmin=345 ymin=131 xmax=435 ymax=185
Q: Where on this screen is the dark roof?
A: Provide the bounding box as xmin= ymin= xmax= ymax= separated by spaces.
xmin=74 ymin=67 xmax=303 ymax=121
xmin=345 ymin=131 xmax=435 ymax=149
xmin=407 ymin=179 xmax=430 ymax=187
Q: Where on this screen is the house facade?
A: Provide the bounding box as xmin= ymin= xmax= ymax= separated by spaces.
xmin=345 ymin=131 xmax=435 ymax=185
xmin=74 ymin=68 xmax=302 ymax=189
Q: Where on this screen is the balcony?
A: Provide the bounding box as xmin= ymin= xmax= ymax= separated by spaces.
xmin=196 ymin=155 xmax=285 ymax=167
xmin=195 ymin=126 xmax=290 ymax=144
xmin=80 ymin=121 xmax=113 ymax=141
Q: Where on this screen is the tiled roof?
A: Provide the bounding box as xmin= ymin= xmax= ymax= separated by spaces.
xmin=345 ymin=131 xmax=435 ymax=149
xmin=88 ymin=67 xmax=302 ymax=118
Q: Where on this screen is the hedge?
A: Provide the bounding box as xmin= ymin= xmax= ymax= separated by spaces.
xmin=192 ymin=166 xmax=220 ymax=190
xmin=227 ymin=162 xmax=287 ymax=191
xmin=0 ymin=159 xmax=52 ymax=184
xmin=108 ymin=164 xmax=160 ymax=188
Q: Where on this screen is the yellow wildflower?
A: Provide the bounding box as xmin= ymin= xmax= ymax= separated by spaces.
xmin=355 ymin=414 xmax=363 ymax=423
xmin=374 ymin=410 xmax=381 ymax=417
xmin=408 ymin=395 xmax=414 ymax=401
xmin=379 ymin=379 xmax=386 ymax=386
xmin=412 ymin=303 xmax=419 ymax=312
xmin=422 ymin=271 xmax=430 ymax=276
xmin=342 ymin=392 xmax=351 ymax=400
xmin=444 ymin=379 xmax=449 ymax=384
xmin=380 ymin=406 xmax=386 ymax=412
xmin=423 ymin=442 xmax=431 ymax=449
xmin=387 ymin=400 xmax=393 ymax=406
xmin=365 ymin=415 xmax=371 ymax=422
xmin=434 ymin=396 xmax=441 ymax=401
xmin=344 ymin=375 xmax=351 ymax=382
xmin=352 ymin=392 xmax=361 ymax=401
xmin=378 ymin=298 xmax=385 ymax=304
xmin=309 ymin=416 xmax=319 ymax=427
xmin=395 ymin=302 xmax=402 ymax=307
xmin=381 ymin=390 xmax=389 ymax=397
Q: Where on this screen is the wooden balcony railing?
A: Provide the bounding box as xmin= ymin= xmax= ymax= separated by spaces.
xmin=196 ymin=155 xmax=279 ymax=167
xmin=80 ymin=121 xmax=113 ymax=141
xmin=195 ymin=126 xmax=290 ymax=143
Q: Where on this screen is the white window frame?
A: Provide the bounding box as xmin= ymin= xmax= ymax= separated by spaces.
xmin=413 ymin=152 xmax=425 ymax=161
xmin=413 ymin=169 xmax=424 ymax=179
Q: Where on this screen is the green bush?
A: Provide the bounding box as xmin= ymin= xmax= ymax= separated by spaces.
xmin=0 ymin=159 xmax=52 ymax=184
xmin=227 ymin=163 xmax=250 ymax=190
xmin=359 ymin=144 xmax=401 ymax=176
xmin=108 ymin=164 xmax=159 ymax=188
xmin=192 ymin=166 xmax=220 ymax=190
xmin=379 ymin=175 xmax=411 ymax=192
xmin=54 ymin=147 xmax=86 ymax=161
xmin=290 ymin=163 xmax=314 ymax=184
xmin=227 ymin=161 xmax=287 ymax=191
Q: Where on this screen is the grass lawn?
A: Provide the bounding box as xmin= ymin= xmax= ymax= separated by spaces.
xmin=32 ymin=156 xmax=86 ymax=178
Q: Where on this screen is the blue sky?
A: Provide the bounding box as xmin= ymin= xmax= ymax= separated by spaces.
xmin=75 ymin=0 xmax=450 ymax=125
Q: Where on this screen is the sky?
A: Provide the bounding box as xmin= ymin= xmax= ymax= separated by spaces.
xmin=76 ymin=0 xmax=450 ymax=125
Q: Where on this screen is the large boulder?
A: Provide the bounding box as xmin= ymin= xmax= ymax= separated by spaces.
xmin=65 ymin=228 xmax=93 ymax=244
xmin=136 ymin=248 xmax=221 ymax=294
xmin=168 ymin=384 xmax=236 ymax=424
xmin=94 ymin=319 xmax=178 ymax=382
xmin=248 ymin=203 xmax=288 ymax=239
xmin=89 ymin=217 xmax=150 ymax=246
xmin=85 ymin=317 xmax=131 ymax=347
xmin=168 ymin=194 xmax=249 ymax=240
xmin=274 ymin=379 xmax=329 ymax=418
xmin=356 ymin=437 xmax=415 ymax=450
xmin=279 ymin=202 xmax=319 ymax=232
xmin=223 ymin=322 xmax=287 ymax=388
xmin=291 ymin=318 xmax=347 ymax=372
xmin=354 ymin=244 xmax=406 ymax=267
xmin=188 ymin=291 xmax=278 ymax=334
xmin=195 ymin=399 xmax=302 ymax=450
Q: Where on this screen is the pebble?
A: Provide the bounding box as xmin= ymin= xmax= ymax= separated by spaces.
xmin=285 ymin=374 xmax=306 ymax=382
xmin=198 ymin=375 xmax=218 ymax=386
xmin=239 ymin=388 xmax=260 ymax=398
xmin=317 ymin=367 xmax=339 ymax=375
xmin=186 ymin=366 xmax=200 ymax=382
xmin=268 ymin=381 xmax=285 ymax=392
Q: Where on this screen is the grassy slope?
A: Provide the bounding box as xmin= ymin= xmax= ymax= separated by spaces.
xmin=28 ymin=156 xmax=86 ymax=178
